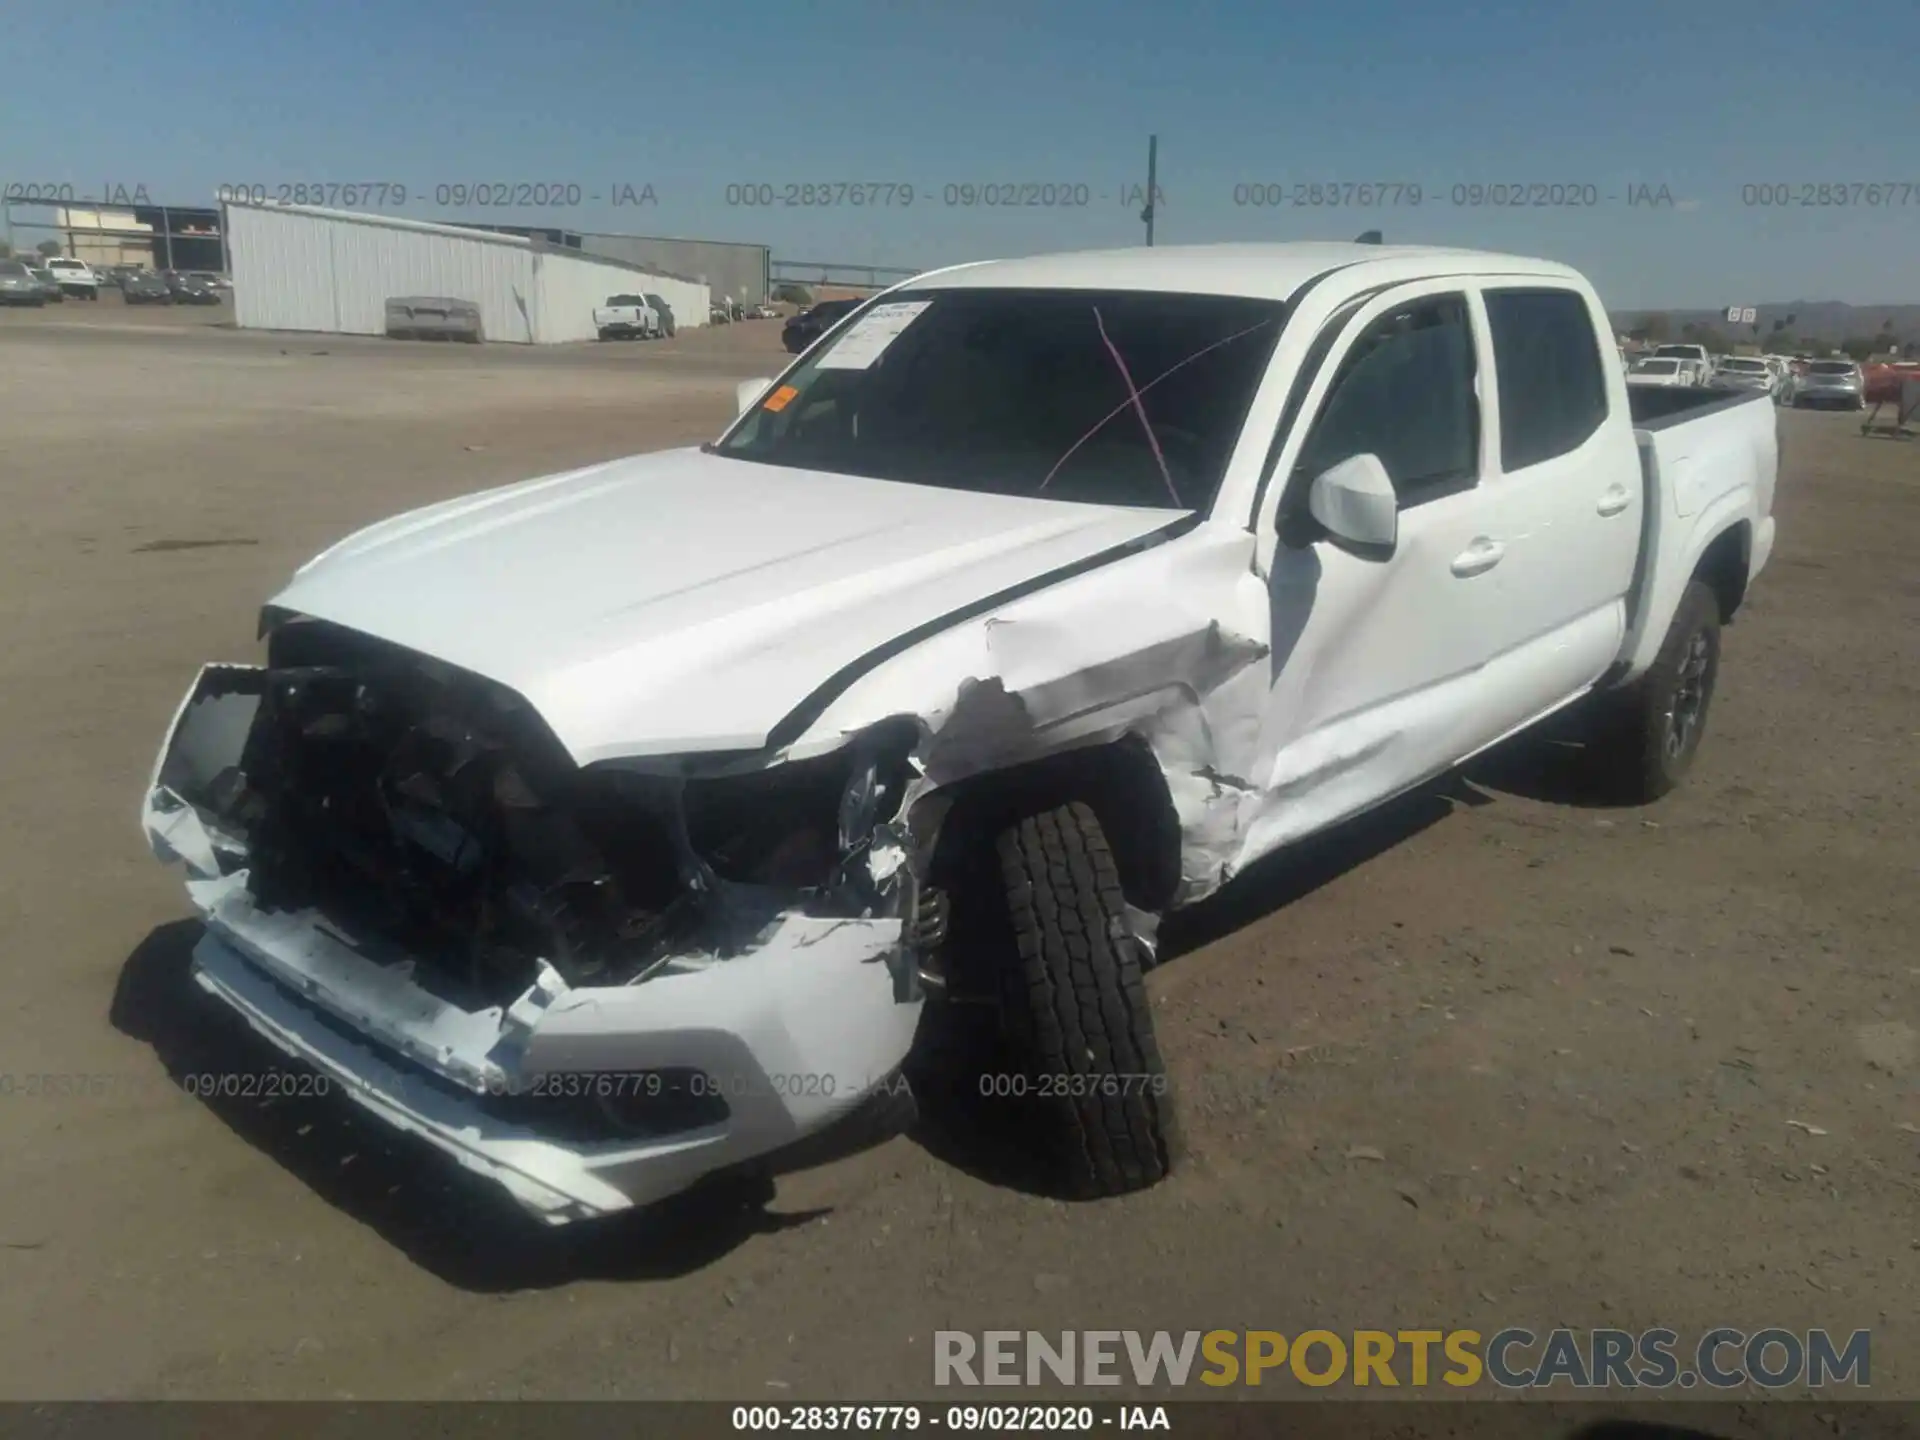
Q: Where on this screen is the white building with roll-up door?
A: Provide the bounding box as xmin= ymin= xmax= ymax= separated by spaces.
xmin=225 ymin=198 xmax=710 ymax=343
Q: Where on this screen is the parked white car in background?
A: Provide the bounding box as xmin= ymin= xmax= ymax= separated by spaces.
xmin=1627 ymin=357 xmax=1693 ymax=388
xmin=42 ymin=256 xmax=99 ymax=299
xmin=1711 ymin=356 xmax=1782 ymax=401
xmin=1651 ymin=343 xmax=1712 ymax=386
xmin=593 ymin=293 xmax=660 ymax=341
xmin=142 ymin=242 xmax=1777 ymax=1226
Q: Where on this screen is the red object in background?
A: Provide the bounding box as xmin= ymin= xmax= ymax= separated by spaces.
xmin=1862 ymin=364 xmax=1914 ymax=404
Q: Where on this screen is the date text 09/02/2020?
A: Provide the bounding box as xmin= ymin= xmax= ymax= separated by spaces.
xmin=0 ymin=1070 xmax=330 ymax=1100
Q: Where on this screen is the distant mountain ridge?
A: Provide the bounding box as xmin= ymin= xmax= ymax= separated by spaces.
xmin=1609 ymin=301 xmax=1920 ymax=345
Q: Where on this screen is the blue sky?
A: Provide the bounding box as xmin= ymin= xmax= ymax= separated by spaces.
xmin=3 ymin=0 xmax=1915 ymax=307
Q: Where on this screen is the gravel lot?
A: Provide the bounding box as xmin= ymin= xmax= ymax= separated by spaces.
xmin=1 ymin=300 xmax=1914 ymax=1402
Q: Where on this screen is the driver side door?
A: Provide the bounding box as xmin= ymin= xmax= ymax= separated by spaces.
xmin=1236 ymin=283 xmax=1507 ymax=866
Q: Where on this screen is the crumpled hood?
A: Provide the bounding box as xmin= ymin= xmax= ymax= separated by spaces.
xmin=271 ymin=447 xmax=1185 ymax=763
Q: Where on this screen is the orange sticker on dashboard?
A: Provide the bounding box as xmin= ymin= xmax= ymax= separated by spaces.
xmin=763 ymin=385 xmax=799 ymax=412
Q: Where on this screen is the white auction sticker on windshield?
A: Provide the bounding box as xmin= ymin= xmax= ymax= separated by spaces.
xmin=813 ymin=300 xmax=933 ymax=370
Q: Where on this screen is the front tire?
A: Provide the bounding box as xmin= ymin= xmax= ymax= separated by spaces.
xmin=994 ymin=802 xmax=1180 ymax=1198
xmin=1588 ymin=579 xmax=1722 ymax=802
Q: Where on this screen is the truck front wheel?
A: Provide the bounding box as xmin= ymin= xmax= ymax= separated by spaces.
xmin=993 ymin=801 xmax=1180 ymax=1198
xmin=1591 ymin=579 xmax=1722 ymax=802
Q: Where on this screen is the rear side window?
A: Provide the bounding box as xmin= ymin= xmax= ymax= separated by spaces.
xmin=1485 ymin=289 xmax=1609 ymax=471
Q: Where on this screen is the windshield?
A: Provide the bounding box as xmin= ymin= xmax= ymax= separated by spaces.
xmin=1633 ymin=360 xmax=1679 ymax=374
xmin=719 ymin=287 xmax=1287 ymax=512
xmin=1721 ymin=359 xmax=1765 ymax=372
xmin=606 ymin=294 xmax=644 ymax=306
xmin=0 ymin=261 xmax=26 ymax=276
xmin=1808 ymin=361 xmax=1855 ymax=375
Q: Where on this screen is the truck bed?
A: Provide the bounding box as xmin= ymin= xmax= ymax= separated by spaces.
xmin=1627 ymin=384 xmax=1761 ymax=429
xmin=1616 ymin=387 xmax=1777 ymax=680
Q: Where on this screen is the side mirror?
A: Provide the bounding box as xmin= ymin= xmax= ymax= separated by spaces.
xmin=736 ymin=377 xmax=776 ymax=416
xmin=1308 ymin=453 xmax=1398 ymax=553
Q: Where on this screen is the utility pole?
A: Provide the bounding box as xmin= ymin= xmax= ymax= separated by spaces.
xmin=1142 ymin=134 xmax=1157 ymax=246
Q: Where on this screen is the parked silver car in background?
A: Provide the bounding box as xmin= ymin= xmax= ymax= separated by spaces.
xmin=0 ymin=259 xmax=47 ymax=306
xmin=1792 ymin=359 xmax=1866 ymax=409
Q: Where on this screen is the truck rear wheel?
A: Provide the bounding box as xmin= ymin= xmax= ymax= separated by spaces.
xmin=1590 ymin=579 xmax=1722 ymax=802
xmin=993 ymin=801 xmax=1180 ymax=1198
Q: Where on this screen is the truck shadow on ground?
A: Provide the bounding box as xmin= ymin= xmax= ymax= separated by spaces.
xmin=110 ymin=919 xmax=825 ymax=1292
xmin=1460 ymin=704 xmax=1648 ymax=810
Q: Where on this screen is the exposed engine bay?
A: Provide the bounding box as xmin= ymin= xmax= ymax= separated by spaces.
xmin=197 ymin=618 xmax=929 ymax=1008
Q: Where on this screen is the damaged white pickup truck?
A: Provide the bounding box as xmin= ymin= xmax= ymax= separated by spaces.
xmin=144 ymin=242 xmax=1777 ymax=1226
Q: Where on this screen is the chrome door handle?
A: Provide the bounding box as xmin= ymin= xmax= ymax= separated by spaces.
xmin=1596 ymin=485 xmax=1633 ymax=517
xmin=1450 ymin=537 xmax=1505 ymax=577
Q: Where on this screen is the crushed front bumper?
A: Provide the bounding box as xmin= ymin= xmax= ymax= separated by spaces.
xmin=143 ymin=665 xmax=925 ymax=1226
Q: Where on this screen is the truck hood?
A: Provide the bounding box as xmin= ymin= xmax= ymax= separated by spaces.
xmin=270 ymin=447 xmax=1187 ymax=764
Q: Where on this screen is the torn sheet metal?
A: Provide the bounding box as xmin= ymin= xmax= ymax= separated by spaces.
xmin=795 ymin=527 xmax=1276 ymax=906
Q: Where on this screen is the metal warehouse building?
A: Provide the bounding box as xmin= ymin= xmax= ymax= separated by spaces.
xmin=576 ymin=233 xmax=769 ymax=306
xmin=225 ymin=199 xmax=711 ymax=343
xmin=462 ymin=226 xmax=770 ymax=306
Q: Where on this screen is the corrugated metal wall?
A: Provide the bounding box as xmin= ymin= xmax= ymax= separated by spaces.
xmin=228 ymin=201 xmax=714 ymax=343
xmin=229 ymin=202 xmax=537 ymax=340
xmin=577 ymin=233 xmax=770 ymax=305
xmin=533 ymin=252 xmax=709 ymax=342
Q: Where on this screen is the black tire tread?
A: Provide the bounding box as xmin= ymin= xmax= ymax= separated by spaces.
xmin=994 ymin=801 xmax=1179 ymax=1198
xmin=1591 ymin=579 xmax=1721 ymax=803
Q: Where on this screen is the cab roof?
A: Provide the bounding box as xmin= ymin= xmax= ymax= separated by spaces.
xmin=906 ymin=242 xmax=1584 ymax=302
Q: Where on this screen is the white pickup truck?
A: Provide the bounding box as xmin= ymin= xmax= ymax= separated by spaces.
xmin=593 ymin=293 xmax=659 ymax=341
xmin=142 ymin=243 xmax=1777 ymax=1226
xmin=42 ymin=256 xmax=99 ymax=299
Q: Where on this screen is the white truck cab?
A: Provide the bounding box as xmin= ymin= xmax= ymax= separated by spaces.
xmin=143 ymin=243 xmax=1776 ymax=1225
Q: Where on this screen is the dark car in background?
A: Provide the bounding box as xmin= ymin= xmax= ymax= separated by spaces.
xmin=643 ymin=292 xmax=676 ymax=338
xmin=164 ymin=271 xmax=222 ymax=305
xmin=781 ymin=297 xmax=862 ymax=354
xmin=25 ymin=266 xmax=66 ymax=303
xmin=0 ymin=259 xmax=48 ymax=306
xmin=122 ymin=271 xmax=173 ymax=304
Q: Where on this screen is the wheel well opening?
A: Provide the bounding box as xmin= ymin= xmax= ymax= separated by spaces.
xmin=1695 ymin=523 xmax=1750 ymax=623
xmin=922 ymin=737 xmax=1183 ymax=915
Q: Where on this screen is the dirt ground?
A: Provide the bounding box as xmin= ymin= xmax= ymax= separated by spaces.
xmin=0 ymin=298 xmax=1914 ymax=1403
